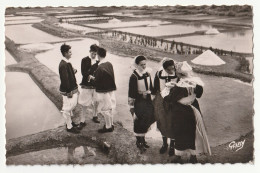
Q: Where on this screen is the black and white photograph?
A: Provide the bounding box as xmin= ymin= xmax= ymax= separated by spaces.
xmin=0 ymin=0 xmax=258 ymax=170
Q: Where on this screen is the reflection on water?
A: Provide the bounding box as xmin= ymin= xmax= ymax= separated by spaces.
xmin=6 ymin=144 xmax=112 ymax=164
xmin=85 ymin=20 xmax=171 ymax=29
xmin=5 ymin=19 xmax=43 ymax=25
xmin=115 ymin=23 xmax=218 ymax=37
xmin=5 ymin=24 xmax=72 ymax=44
xmin=225 ymin=30 xmax=247 ymax=37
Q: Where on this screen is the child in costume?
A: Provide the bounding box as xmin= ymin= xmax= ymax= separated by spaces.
xmin=78 ymin=44 xmax=100 ymax=125
xmin=128 ymin=55 xmax=155 ymax=153
xmin=59 ymin=43 xmax=80 ymax=134
xmin=94 ymin=47 xmax=117 ymax=133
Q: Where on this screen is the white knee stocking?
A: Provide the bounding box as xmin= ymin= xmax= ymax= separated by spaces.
xmin=92 ymin=102 xmax=98 ymax=117
xmin=102 ymin=111 xmax=112 ymax=128
xmin=80 ymin=106 xmax=87 ymax=123
xmin=62 ymin=111 xmax=73 ymax=129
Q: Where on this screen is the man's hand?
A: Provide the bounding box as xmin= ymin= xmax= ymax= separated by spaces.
xmin=88 ymin=75 xmax=95 ymax=81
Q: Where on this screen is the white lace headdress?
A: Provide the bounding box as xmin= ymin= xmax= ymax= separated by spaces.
xmin=176 ymin=61 xmax=204 ymax=87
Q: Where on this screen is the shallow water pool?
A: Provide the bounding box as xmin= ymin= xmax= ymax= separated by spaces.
xmin=5 ymin=72 xmax=64 ymax=139
xmin=5 ymin=24 xmax=74 ymax=44
xmin=85 ymin=20 xmax=171 ymax=29
xmin=114 ymin=23 xmax=219 ymax=37
xmin=168 ymin=29 xmax=253 ymax=53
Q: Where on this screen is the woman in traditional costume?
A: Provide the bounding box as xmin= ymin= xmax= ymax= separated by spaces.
xmin=128 ymin=55 xmax=155 ymax=153
xmin=164 ymin=61 xmax=211 ymax=163
xmin=153 ymin=58 xmax=179 ymax=156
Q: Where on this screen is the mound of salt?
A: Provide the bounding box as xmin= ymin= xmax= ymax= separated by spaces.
xmin=108 ymin=18 xmax=121 ymax=24
xmin=19 ymin=43 xmax=54 ymax=52
xmin=205 ymin=28 xmax=220 ymax=35
xmin=191 ymin=50 xmax=226 ymax=66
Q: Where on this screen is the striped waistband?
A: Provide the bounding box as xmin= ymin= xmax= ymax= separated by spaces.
xmin=60 ymin=88 xmax=78 ymax=96
xmin=81 ymin=85 xmax=95 ymax=89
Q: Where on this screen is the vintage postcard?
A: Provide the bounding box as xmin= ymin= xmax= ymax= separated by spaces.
xmin=0 ymin=0 xmax=259 ymax=172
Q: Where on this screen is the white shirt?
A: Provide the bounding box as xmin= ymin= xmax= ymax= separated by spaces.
xmin=135 ymin=69 xmax=151 ymax=94
xmin=98 ymin=58 xmax=108 ymax=65
xmin=90 ymin=57 xmax=98 ymax=65
xmin=61 ymin=57 xmax=70 ymax=63
xmin=159 ymin=69 xmax=178 ymax=92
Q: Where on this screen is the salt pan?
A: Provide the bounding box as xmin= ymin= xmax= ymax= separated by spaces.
xmin=19 ymin=43 xmax=54 ymax=52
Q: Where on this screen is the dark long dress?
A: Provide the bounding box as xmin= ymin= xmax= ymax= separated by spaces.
xmin=128 ymin=70 xmax=155 ymax=134
xmin=153 ymin=70 xmax=178 ymax=138
xmin=163 ymin=84 xmax=203 ymax=150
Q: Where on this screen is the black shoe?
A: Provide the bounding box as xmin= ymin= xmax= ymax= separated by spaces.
xmin=92 ymin=117 xmax=100 ymax=123
xmin=136 ymin=141 xmax=146 ymax=154
xmin=169 ymin=140 xmax=175 ymax=156
xmin=71 ymin=122 xmax=78 ymax=127
xmin=159 ymin=144 xmax=168 ymax=154
xmin=189 ymin=155 xmax=198 ymax=164
xmin=142 ymin=138 xmax=150 ymax=148
xmin=143 ymin=142 xmax=150 ymax=148
xmin=77 ymin=122 xmax=86 ymax=130
xmin=169 ymin=147 xmax=175 ymax=156
xmin=67 ymin=126 xmax=80 ymax=134
xmin=98 ymin=125 xmax=113 ymax=133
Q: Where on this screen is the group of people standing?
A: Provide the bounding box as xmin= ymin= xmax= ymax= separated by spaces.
xmin=59 ymin=43 xmax=116 ymax=134
xmin=128 ymin=55 xmax=211 ymax=163
xmin=58 ymin=42 xmax=211 ymax=163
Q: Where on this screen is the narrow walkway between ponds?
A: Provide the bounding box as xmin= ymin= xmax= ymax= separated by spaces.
xmin=5 ymin=24 xmax=81 ymax=44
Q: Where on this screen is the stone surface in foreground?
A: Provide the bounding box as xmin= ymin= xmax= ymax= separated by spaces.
xmin=6 ymin=145 xmax=113 ymax=165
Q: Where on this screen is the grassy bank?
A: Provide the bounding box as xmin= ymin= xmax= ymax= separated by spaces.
xmin=32 ymin=16 xmax=82 ymax=39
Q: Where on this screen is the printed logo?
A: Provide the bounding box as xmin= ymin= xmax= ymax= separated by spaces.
xmin=228 ymin=139 xmax=246 ymax=152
